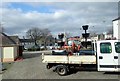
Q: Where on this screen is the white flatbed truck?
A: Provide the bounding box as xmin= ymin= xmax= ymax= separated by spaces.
xmin=42 ymin=40 xmax=120 ymax=76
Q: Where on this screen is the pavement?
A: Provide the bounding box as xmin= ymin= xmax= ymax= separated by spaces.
xmin=0 ymin=74 xmax=2 ymax=81
xmin=1 ymin=51 xmax=120 ymax=80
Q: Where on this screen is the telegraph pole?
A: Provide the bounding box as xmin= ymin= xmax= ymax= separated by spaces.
xmin=0 ymin=47 xmax=2 ymax=72
xmin=0 ymin=24 xmax=3 ymax=72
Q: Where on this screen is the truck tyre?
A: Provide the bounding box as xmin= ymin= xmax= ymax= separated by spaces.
xmin=56 ymin=65 xmax=68 ymax=76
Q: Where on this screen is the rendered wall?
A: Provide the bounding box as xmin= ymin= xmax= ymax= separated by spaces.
xmin=2 ymin=47 xmax=18 ymax=62
xmin=113 ymin=20 xmax=119 ymax=39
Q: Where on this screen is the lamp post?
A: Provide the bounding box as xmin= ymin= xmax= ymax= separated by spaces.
xmin=0 ymin=25 xmax=3 ymax=72
xmin=82 ymin=25 xmax=90 ymax=48
xmin=0 ymin=47 xmax=2 ymax=72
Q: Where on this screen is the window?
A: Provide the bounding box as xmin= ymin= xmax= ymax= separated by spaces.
xmin=100 ymin=43 xmax=112 ymax=53
xmin=115 ymin=42 xmax=120 ymax=53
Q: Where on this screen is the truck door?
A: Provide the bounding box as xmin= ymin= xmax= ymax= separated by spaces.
xmin=114 ymin=42 xmax=120 ymax=71
xmin=97 ymin=41 xmax=118 ymax=72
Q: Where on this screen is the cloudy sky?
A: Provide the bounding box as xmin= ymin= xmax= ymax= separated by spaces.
xmin=1 ymin=1 xmax=119 ymax=38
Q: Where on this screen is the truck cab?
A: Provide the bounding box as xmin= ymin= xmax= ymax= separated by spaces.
xmin=97 ymin=40 xmax=120 ymax=72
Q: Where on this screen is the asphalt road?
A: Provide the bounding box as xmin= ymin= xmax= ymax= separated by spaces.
xmin=1 ymin=51 xmax=120 ymax=80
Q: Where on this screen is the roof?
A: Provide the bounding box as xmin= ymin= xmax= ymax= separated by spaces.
xmin=0 ymin=33 xmax=20 ymax=47
xmin=112 ymin=17 xmax=120 ymax=21
xmin=19 ymin=39 xmax=34 ymax=43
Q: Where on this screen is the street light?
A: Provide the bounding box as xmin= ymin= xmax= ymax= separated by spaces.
xmin=0 ymin=47 xmax=2 ymax=72
xmin=82 ymin=25 xmax=90 ymax=48
xmin=82 ymin=25 xmax=89 ymax=41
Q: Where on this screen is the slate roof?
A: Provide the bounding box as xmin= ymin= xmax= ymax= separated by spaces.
xmin=0 ymin=32 xmax=20 ymax=47
xmin=19 ymin=39 xmax=34 ymax=43
xmin=112 ymin=17 xmax=120 ymax=21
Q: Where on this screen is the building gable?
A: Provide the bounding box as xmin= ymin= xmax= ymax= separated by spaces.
xmin=0 ymin=33 xmax=19 ymax=46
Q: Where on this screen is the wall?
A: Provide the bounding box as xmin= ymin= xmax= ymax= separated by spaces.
xmin=3 ymin=47 xmax=14 ymax=62
xmin=104 ymin=34 xmax=113 ymax=39
xmin=113 ymin=20 xmax=119 ymax=39
xmin=14 ymin=46 xmax=18 ymax=59
xmin=2 ymin=46 xmax=18 ymax=62
xmin=91 ymin=36 xmax=98 ymax=41
xmin=118 ymin=20 xmax=120 ymax=39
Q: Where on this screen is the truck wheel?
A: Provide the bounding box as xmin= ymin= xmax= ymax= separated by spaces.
xmin=46 ymin=65 xmax=50 ymax=69
xmin=56 ymin=65 xmax=68 ymax=76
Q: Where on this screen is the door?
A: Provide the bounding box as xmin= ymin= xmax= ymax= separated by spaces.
xmin=114 ymin=41 xmax=120 ymax=71
xmin=97 ymin=41 xmax=118 ymax=72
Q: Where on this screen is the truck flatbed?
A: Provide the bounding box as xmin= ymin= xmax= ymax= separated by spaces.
xmin=42 ymin=53 xmax=96 ymax=64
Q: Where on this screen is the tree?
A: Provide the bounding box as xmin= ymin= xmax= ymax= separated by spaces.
xmin=26 ymin=27 xmax=51 ymax=47
xmin=40 ymin=28 xmax=52 ymax=48
xmin=26 ymin=27 xmax=42 ymax=45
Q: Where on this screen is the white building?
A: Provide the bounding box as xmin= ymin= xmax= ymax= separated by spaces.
xmin=113 ymin=17 xmax=120 ymax=39
xmin=104 ymin=33 xmax=113 ymax=39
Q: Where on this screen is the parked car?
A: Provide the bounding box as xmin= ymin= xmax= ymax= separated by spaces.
xmin=24 ymin=45 xmax=33 ymax=50
xmin=46 ymin=46 xmax=54 ymax=50
xmin=40 ymin=46 xmax=46 ymax=50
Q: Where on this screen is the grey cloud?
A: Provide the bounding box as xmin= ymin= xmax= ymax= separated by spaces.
xmin=1 ymin=2 xmax=118 ymax=38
